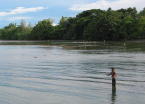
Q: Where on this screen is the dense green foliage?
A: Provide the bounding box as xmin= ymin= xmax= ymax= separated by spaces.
xmin=0 ymin=20 xmax=32 ymax=40
xmin=1 ymin=8 xmax=145 ymax=41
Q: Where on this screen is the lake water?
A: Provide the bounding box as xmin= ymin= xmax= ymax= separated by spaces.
xmin=0 ymin=44 xmax=145 ymax=104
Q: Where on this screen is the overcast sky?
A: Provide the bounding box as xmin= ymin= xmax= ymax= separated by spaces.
xmin=0 ymin=0 xmax=144 ymax=27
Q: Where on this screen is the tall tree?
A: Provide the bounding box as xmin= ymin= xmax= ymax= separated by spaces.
xmin=31 ymin=19 xmax=54 ymax=40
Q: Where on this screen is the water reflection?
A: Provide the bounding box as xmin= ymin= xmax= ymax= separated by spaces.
xmin=0 ymin=45 xmax=145 ymax=104
xmin=111 ymin=87 xmax=117 ymax=104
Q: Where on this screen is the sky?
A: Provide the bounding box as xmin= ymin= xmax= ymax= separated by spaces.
xmin=0 ymin=0 xmax=144 ymax=27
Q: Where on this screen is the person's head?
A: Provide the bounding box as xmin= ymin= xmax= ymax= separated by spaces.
xmin=111 ymin=67 xmax=115 ymax=72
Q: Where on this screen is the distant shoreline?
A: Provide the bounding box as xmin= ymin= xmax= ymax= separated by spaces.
xmin=0 ymin=40 xmax=144 ymax=51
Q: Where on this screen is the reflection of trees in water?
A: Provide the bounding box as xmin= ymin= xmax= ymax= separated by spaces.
xmin=111 ymin=87 xmax=117 ymax=104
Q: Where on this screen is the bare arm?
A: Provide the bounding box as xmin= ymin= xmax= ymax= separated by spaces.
xmin=106 ymin=72 xmax=112 ymax=76
xmin=114 ymin=73 xmax=117 ymax=77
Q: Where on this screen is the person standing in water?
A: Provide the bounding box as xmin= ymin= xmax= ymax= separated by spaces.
xmin=108 ymin=68 xmax=117 ymax=88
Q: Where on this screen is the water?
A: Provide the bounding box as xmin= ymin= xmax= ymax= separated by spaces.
xmin=0 ymin=45 xmax=145 ymax=104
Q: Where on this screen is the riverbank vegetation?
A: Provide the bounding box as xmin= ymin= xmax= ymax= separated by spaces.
xmin=0 ymin=7 xmax=145 ymax=41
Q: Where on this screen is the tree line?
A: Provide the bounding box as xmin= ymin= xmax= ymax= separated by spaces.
xmin=0 ymin=7 xmax=145 ymax=41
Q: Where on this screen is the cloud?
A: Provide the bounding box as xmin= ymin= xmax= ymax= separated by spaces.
xmin=7 ymin=16 xmax=32 ymax=21
xmin=0 ymin=7 xmax=46 ymax=16
xmin=52 ymin=23 xmax=58 ymax=26
xmin=70 ymin=0 xmax=145 ymax=11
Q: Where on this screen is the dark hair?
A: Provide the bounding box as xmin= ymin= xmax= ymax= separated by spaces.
xmin=111 ymin=67 xmax=115 ymax=69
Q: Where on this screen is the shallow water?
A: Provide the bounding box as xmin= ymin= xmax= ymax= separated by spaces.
xmin=0 ymin=45 xmax=145 ymax=104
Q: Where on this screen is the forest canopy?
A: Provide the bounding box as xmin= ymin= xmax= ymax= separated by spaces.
xmin=0 ymin=7 xmax=145 ymax=41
